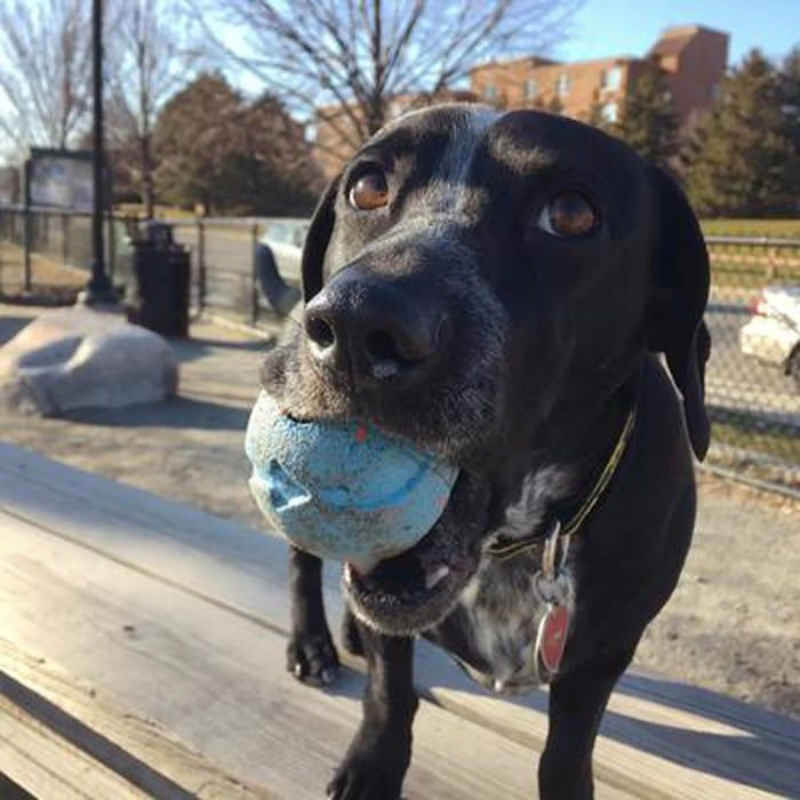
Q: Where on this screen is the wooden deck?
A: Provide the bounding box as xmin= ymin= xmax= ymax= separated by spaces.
xmin=1 ymin=443 xmax=798 ymax=799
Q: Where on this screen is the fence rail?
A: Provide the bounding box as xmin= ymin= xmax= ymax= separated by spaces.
xmin=1 ymin=206 xmax=798 ymax=484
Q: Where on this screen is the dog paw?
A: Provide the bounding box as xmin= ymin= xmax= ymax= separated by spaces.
xmin=326 ymin=756 xmax=404 ymax=800
xmin=286 ymin=628 xmax=340 ymax=685
xmin=327 ymin=725 xmax=410 ymax=800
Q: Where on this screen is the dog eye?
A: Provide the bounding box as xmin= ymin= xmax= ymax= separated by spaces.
xmin=537 ymin=191 xmax=599 ymax=237
xmin=348 ymin=169 xmax=389 ymax=211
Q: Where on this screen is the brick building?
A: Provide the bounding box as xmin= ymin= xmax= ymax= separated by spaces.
xmin=470 ymin=25 xmax=729 ymax=128
xmin=312 ymin=25 xmax=728 ymax=178
xmin=313 ymin=91 xmax=476 ymax=179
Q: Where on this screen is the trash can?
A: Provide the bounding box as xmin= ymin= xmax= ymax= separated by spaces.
xmin=126 ymin=221 xmax=190 ymax=338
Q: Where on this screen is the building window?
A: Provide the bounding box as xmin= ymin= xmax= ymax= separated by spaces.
xmin=556 ymin=73 xmax=571 ymax=97
xmin=523 ymin=78 xmax=538 ymax=100
xmin=483 ymin=83 xmax=498 ymax=101
xmin=603 ymin=67 xmax=622 ymax=91
xmin=601 ymin=102 xmax=618 ymax=124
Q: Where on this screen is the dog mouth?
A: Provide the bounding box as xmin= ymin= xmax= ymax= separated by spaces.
xmin=342 ymin=491 xmax=482 ymax=634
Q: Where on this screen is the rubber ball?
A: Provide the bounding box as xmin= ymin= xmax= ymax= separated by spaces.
xmin=244 ymin=391 xmax=458 ymax=564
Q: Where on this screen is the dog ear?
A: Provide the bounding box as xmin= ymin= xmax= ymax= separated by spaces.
xmin=647 ymin=166 xmax=711 ymax=461
xmin=301 ymin=176 xmax=340 ymax=303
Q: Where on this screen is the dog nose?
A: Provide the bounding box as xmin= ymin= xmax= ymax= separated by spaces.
xmin=304 ymin=267 xmax=447 ymax=384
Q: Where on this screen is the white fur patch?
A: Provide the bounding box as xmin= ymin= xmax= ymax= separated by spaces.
xmin=414 ymin=107 xmax=498 ymax=221
xmin=457 ymin=465 xmax=577 ymax=693
xmin=492 ymin=466 xmax=575 ymax=543
xmin=459 ymin=553 xmax=576 ymax=693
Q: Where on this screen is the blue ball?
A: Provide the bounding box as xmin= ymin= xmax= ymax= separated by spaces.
xmin=244 ymin=392 xmax=458 ymax=565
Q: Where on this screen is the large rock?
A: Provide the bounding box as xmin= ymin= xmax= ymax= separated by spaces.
xmin=0 ymin=307 xmax=178 ymax=416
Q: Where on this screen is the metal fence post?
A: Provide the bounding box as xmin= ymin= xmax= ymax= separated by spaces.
xmin=767 ymin=245 xmax=778 ymax=280
xmin=250 ymin=222 xmax=259 ymax=325
xmin=23 ymin=210 xmax=32 ymax=292
xmin=197 ymin=219 xmax=206 ymax=314
xmin=23 ymin=160 xmax=32 ymax=292
xmin=61 ymin=214 xmax=68 ymax=265
xmin=107 ymin=211 xmax=117 ymax=281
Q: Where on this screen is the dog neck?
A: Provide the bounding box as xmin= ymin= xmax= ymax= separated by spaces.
xmin=495 ymin=367 xmax=640 ymax=545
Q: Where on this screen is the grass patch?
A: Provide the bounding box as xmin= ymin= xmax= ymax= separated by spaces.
xmin=116 ymin=203 xmax=197 ymax=220
xmin=712 ymin=420 xmax=800 ymax=464
xmin=708 ymin=261 xmax=800 ymax=291
xmin=711 ymin=260 xmax=800 ymax=294
xmin=710 ymin=263 xmax=772 ymax=291
xmin=701 ymin=218 xmax=800 ymax=238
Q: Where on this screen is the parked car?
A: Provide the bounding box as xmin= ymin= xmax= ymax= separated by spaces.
xmin=255 ymin=220 xmax=308 ymax=316
xmin=260 ymin=219 xmax=308 ymax=285
xmin=739 ymin=284 xmax=800 ymax=390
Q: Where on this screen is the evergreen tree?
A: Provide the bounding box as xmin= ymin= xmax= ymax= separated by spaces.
xmin=778 ymin=46 xmax=800 ymax=208
xmin=153 ymin=73 xmax=243 ymax=211
xmin=614 ymin=63 xmax=678 ymax=168
xmin=683 ymin=49 xmax=797 ymax=217
xmin=153 ymin=73 xmax=323 ymax=215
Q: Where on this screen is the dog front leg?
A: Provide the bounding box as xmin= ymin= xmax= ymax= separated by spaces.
xmin=328 ymin=623 xmax=418 ymax=800
xmin=539 ymin=647 xmax=634 ymax=800
xmin=286 ymin=545 xmax=339 ymax=684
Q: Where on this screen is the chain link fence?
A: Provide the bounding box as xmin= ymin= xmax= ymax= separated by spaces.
xmin=0 ymin=205 xmax=132 ymax=304
xmin=1 ymin=206 xmax=798 ymax=486
xmin=703 ymin=235 xmax=799 ymax=484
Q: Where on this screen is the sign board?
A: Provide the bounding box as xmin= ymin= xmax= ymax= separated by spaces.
xmin=26 ymin=148 xmax=96 ymax=211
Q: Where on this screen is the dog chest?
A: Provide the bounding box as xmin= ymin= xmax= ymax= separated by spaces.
xmin=450 ymin=550 xmax=576 ymax=694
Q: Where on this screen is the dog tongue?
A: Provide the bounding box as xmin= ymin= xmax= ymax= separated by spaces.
xmin=346 ymin=557 xmax=380 ymax=577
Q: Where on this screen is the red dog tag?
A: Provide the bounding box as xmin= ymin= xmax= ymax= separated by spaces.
xmin=536 ymin=604 xmax=570 ymax=678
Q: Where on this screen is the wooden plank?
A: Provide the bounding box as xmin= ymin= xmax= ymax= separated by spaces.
xmin=0 ymin=774 xmax=35 ymax=800
xmin=1 ymin=646 xmax=268 ymax=800
xmin=1 ymin=511 xmax=631 ymax=800
xmin=421 ymin=684 xmax=788 ymax=800
xmin=1 ymin=445 xmax=797 ymax=798
xmin=1 ymin=695 xmax=149 ymax=800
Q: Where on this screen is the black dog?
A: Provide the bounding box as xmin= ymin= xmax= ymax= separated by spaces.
xmin=258 ymin=104 xmax=710 ymax=799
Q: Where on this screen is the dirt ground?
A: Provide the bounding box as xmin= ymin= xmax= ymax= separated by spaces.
xmin=0 ymin=241 xmax=87 ymax=300
xmin=1 ymin=304 xmax=798 ymax=720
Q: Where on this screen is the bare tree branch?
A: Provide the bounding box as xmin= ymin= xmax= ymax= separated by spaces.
xmin=0 ymin=0 xmax=94 ymax=157
xmin=190 ymin=0 xmax=581 ymax=172
xmin=103 ymin=0 xmax=203 ymax=214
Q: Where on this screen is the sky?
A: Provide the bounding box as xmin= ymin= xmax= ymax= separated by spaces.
xmin=554 ymin=0 xmax=798 ymax=65
xmin=224 ymin=0 xmax=799 ymax=101
xmin=1 ymin=0 xmax=798 ymax=163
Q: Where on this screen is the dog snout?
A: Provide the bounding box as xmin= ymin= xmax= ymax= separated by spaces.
xmin=304 ymin=267 xmax=448 ymax=386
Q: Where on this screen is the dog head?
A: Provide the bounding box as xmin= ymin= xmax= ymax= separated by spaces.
xmin=259 ymin=105 xmax=709 ymax=633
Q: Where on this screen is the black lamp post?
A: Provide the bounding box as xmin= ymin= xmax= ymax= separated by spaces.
xmin=83 ymin=0 xmax=117 ymax=305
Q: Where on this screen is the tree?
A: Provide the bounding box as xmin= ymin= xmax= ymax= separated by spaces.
xmin=195 ymin=0 xmax=582 ymax=164
xmin=683 ymin=49 xmax=798 ymax=217
xmin=153 ymin=73 xmax=243 ymax=210
xmin=778 ymin=47 xmax=800 ymax=174
xmin=224 ymin=93 xmax=325 ymax=215
xmin=0 ymin=0 xmax=93 ymax=156
xmin=613 ymin=63 xmax=678 ymax=169
xmin=104 ymin=0 xmax=202 ymax=216
xmin=154 ymin=73 xmax=323 ymax=214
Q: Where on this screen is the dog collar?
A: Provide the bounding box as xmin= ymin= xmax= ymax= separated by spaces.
xmin=486 ymin=405 xmax=637 ymax=561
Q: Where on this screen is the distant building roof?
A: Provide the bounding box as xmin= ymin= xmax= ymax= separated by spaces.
xmin=470 ymin=55 xmax=562 ymax=72
xmin=649 ymin=24 xmax=728 ymax=58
